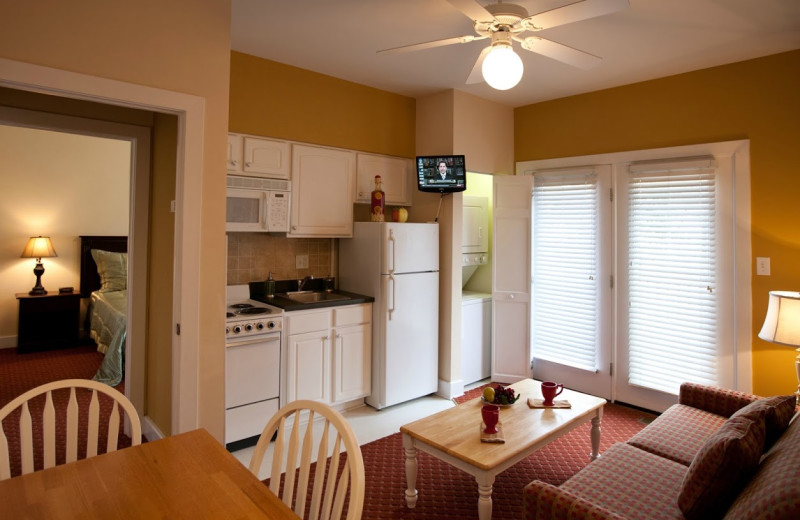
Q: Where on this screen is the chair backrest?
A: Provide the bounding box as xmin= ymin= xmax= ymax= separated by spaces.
xmin=0 ymin=378 xmax=141 ymax=480
xmin=249 ymin=400 xmax=365 ymax=520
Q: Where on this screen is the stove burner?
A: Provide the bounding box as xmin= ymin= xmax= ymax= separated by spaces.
xmin=230 ymin=303 xmax=254 ymax=309
xmin=226 ymin=312 xmax=235 ymax=318
xmin=237 ymin=307 xmax=270 ymax=315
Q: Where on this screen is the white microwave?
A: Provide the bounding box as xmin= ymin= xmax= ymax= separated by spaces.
xmin=226 ymin=175 xmax=291 ymax=232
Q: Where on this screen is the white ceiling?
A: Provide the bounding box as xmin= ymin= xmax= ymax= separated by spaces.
xmin=231 ymin=0 xmax=800 ymax=108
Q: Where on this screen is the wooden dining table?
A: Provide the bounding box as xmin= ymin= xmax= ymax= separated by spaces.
xmin=0 ymin=428 xmax=300 ymax=519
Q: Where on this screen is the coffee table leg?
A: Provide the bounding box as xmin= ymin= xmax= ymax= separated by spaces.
xmin=476 ymin=473 xmax=495 ymax=520
xmin=402 ymin=433 xmax=418 ymax=508
xmin=590 ymin=407 xmax=603 ymax=460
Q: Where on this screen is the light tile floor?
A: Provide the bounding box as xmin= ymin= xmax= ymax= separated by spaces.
xmin=232 ymin=379 xmax=488 ymax=479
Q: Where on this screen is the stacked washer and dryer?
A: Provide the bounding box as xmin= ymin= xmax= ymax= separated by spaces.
xmin=461 ymin=195 xmax=492 ymax=386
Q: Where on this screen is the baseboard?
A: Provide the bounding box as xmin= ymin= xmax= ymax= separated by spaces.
xmin=142 ymin=415 xmax=166 ymax=442
xmin=437 ymin=378 xmax=465 ymax=400
xmin=0 ymin=336 xmax=17 ymax=349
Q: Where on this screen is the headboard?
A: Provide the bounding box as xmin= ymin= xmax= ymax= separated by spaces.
xmin=79 ymin=235 xmax=128 ymax=297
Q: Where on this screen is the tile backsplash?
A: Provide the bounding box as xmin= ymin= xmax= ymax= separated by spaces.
xmin=227 ymin=233 xmax=334 ymax=285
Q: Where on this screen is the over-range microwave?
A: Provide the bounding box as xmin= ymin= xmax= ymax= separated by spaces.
xmin=226 ymin=175 xmax=291 ymax=232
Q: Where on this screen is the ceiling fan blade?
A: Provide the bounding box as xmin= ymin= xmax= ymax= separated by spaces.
xmin=524 ymin=0 xmax=629 ymax=31
xmin=378 ymin=34 xmax=484 ymax=54
xmin=518 ymin=36 xmax=602 ymax=69
xmin=446 ymin=0 xmax=495 ymax=22
xmin=465 ymin=45 xmax=492 ymax=84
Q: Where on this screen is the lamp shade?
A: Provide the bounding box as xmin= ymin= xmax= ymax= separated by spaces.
xmin=482 ymin=44 xmax=523 ymax=90
xmin=758 ymin=291 xmax=800 ymax=347
xmin=21 ymin=236 xmax=57 ymax=260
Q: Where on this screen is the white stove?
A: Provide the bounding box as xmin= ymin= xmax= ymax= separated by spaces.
xmin=225 ymin=285 xmax=283 ymax=448
xmin=225 ymin=285 xmax=283 ymax=339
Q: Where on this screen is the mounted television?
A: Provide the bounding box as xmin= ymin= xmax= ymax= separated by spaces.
xmin=416 ymin=155 xmax=467 ymax=193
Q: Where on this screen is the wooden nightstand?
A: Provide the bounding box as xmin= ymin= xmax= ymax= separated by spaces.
xmin=16 ymin=292 xmax=82 ymax=353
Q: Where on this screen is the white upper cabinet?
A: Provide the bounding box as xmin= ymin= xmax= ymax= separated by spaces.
xmin=289 ymin=144 xmax=356 ymax=237
xmin=355 ymin=153 xmax=414 ymax=206
xmin=227 ymin=133 xmax=290 ymax=180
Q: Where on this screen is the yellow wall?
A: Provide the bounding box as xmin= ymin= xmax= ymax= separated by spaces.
xmin=0 ymin=0 xmax=232 ymax=439
xmin=515 ymin=49 xmax=800 ymax=397
xmin=230 ymin=52 xmax=415 ymax=158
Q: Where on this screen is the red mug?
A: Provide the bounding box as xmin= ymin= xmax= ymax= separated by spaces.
xmin=481 ymin=404 xmax=499 ymax=434
xmin=541 ymin=381 xmax=564 ymax=406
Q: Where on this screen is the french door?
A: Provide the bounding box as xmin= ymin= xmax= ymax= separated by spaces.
xmin=497 ymin=141 xmax=750 ymax=412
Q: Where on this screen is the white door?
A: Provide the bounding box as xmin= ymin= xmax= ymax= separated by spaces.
xmin=333 ymin=323 xmax=371 ymax=402
xmin=286 ymin=331 xmax=331 ymax=403
xmin=492 ymin=175 xmax=533 ymax=383
xmin=381 ymin=222 xmax=439 ymax=274
xmin=382 ymin=271 xmax=439 ymax=406
xmin=529 ymin=166 xmax=613 ymax=400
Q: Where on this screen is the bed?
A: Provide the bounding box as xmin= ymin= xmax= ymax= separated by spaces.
xmin=79 ymin=236 xmax=128 ymax=386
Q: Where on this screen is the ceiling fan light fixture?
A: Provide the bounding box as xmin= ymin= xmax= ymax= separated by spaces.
xmin=481 ymin=43 xmax=523 ymax=90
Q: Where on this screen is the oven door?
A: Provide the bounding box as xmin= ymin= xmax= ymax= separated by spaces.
xmin=225 ymin=333 xmax=280 ymax=408
xmin=226 ymin=188 xmax=267 ymax=232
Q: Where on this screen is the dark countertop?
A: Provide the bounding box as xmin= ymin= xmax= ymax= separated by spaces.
xmin=252 ymin=290 xmax=374 ymax=312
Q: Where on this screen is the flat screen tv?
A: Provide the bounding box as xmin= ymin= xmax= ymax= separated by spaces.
xmin=416 ymin=155 xmax=466 ymax=193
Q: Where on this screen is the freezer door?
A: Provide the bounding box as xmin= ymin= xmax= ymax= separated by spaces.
xmin=381 ymin=222 xmax=439 ymax=275
xmin=380 ymin=271 xmax=439 ymax=407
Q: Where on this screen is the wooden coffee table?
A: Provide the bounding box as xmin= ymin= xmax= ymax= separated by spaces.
xmin=400 ymin=378 xmax=606 ymax=520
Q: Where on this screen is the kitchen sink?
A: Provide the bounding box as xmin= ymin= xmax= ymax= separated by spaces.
xmin=280 ymin=291 xmax=352 ymax=304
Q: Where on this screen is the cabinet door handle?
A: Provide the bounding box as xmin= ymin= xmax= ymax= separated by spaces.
xmin=245 ymin=161 xmax=252 ymax=167
xmin=230 ymin=160 xmax=238 ymax=167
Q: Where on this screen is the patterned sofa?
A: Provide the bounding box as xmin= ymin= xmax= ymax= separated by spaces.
xmin=523 ymin=383 xmax=800 ymax=520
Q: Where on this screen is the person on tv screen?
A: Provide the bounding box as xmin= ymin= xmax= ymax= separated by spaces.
xmin=433 ymin=160 xmax=453 ymax=182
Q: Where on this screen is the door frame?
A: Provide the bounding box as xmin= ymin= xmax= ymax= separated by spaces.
xmin=0 ymin=57 xmax=205 ymax=434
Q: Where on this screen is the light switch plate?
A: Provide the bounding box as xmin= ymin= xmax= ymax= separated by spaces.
xmin=756 ymin=257 xmax=770 ymax=276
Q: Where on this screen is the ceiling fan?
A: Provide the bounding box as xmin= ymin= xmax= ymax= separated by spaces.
xmin=378 ymin=0 xmax=630 ymax=90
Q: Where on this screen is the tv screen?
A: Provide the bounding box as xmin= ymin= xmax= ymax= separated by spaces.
xmin=416 ymin=155 xmax=467 ymax=193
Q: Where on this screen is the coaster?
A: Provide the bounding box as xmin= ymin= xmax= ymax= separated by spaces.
xmin=527 ymin=398 xmax=572 ymax=409
xmin=480 ymin=422 xmax=505 ymax=443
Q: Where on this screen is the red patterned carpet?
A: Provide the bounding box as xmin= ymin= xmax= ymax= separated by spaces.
xmin=0 ymin=345 xmax=131 ymax=478
xmin=358 ymin=386 xmax=656 ymax=520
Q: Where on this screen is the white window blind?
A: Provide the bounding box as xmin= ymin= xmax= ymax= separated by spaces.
xmin=627 ymin=157 xmax=719 ymax=394
xmin=532 ymin=169 xmax=599 ymax=371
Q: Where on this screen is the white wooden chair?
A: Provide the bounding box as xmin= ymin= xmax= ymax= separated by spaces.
xmin=249 ymin=400 xmax=365 ymax=520
xmin=0 ymin=378 xmax=141 ymax=480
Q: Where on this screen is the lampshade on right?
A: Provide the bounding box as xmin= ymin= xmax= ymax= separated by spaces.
xmin=758 ymin=290 xmax=800 ymax=402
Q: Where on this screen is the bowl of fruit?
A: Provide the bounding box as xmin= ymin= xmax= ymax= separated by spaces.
xmin=480 ymin=384 xmax=520 ymax=406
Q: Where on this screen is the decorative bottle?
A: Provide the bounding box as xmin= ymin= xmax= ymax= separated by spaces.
xmin=370 ymin=175 xmax=385 ymax=222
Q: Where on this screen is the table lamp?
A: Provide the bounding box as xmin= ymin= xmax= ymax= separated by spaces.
xmin=758 ymin=290 xmax=800 ymax=403
xmin=20 ymin=236 xmax=57 ymax=295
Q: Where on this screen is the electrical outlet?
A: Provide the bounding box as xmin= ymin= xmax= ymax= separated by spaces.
xmin=756 ymin=257 xmax=770 ymax=276
xmin=296 ymin=254 xmax=309 ymax=269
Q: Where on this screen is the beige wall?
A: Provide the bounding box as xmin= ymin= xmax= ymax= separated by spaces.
xmin=0 ymin=125 xmax=129 ymax=343
xmin=0 ymin=0 xmax=232 ymax=439
xmin=515 ymin=49 xmax=800 ymax=397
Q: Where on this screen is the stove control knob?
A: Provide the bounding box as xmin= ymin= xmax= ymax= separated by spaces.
xmin=232 ymin=325 xmax=242 ymax=334
xmin=256 ymin=322 xmax=265 ymax=330
xmin=268 ymin=321 xmax=276 ymax=329
xmin=245 ymin=323 xmax=253 ymax=332
xmin=225 ymin=326 xmax=230 ymax=335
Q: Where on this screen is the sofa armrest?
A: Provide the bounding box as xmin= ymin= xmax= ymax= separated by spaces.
xmin=523 ymin=480 xmax=627 ymax=520
xmin=679 ymin=382 xmax=759 ymax=417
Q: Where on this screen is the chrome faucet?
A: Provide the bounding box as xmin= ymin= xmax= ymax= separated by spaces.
xmin=298 ymin=275 xmax=314 ymax=291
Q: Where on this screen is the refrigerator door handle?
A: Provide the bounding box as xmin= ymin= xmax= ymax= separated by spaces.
xmin=388 ymin=274 xmax=395 ymax=320
xmin=388 ymin=228 xmax=395 ymax=274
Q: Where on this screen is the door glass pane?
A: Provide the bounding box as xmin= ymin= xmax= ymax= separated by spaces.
xmin=227 ymin=196 xmax=260 ymax=223
xmin=627 ymin=159 xmax=719 ymax=394
xmin=532 ymin=170 xmax=599 ymax=371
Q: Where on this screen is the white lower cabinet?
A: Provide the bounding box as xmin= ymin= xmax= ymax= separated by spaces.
xmin=285 ymin=303 xmax=372 ymax=405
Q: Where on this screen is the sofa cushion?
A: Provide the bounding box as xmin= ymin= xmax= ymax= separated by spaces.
xmin=560 ymin=443 xmax=687 ymax=520
xmin=627 ymin=403 xmax=727 ymax=466
xmin=723 ymin=414 xmax=800 ymax=519
xmin=678 ymin=415 xmax=765 ymax=520
xmin=729 ymin=394 xmax=796 ymax=449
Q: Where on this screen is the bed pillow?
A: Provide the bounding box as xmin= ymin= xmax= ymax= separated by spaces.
xmin=677 ymin=415 xmax=765 ymax=520
xmin=91 ymin=249 xmax=127 ymax=292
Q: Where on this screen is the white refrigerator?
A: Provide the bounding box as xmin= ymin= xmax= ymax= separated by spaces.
xmin=339 ymin=222 xmax=439 ymax=410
